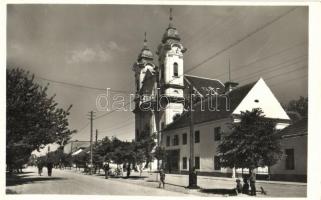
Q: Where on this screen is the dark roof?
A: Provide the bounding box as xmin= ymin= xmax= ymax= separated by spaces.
xmin=279 ymin=118 xmax=307 ymax=138
xmin=162 ymin=26 xmax=181 ymax=43
xmin=286 ymin=111 xmax=303 ymax=123
xmin=184 ymin=75 xmax=225 ymax=96
xmin=164 ymin=81 xmax=256 ymax=131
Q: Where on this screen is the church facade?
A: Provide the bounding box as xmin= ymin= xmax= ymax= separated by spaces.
xmin=132 ymin=11 xmax=306 ymax=182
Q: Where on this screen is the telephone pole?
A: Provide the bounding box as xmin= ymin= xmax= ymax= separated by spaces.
xmin=188 ymin=83 xmax=199 ymax=189
xmin=95 ymin=129 xmax=98 ymax=144
xmin=89 ymin=111 xmax=95 ymax=175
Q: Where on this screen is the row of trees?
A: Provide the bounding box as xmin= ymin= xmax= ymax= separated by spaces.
xmin=73 ymin=128 xmax=166 ymax=177
xmin=7 ymin=68 xmax=75 ymax=173
xmin=39 ymin=126 xmax=165 ymax=177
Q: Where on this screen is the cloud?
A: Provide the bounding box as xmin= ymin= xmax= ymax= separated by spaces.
xmin=107 ymin=41 xmax=125 ymax=52
xmin=66 ymin=41 xmax=125 ymax=64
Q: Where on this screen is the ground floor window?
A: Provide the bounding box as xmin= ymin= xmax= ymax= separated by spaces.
xmin=214 ymin=156 xmax=221 ymax=170
xmin=195 ymin=156 xmax=200 ymax=169
xmin=182 ymin=157 xmax=187 ymax=169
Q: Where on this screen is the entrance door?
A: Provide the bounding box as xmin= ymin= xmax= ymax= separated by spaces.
xmin=165 ymin=149 xmax=180 ymax=173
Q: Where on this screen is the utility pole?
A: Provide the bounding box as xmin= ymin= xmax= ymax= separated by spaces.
xmin=95 ymin=129 xmax=98 ymax=144
xmin=188 ymin=84 xmax=199 ymax=189
xmin=89 ymin=111 xmax=95 ymax=175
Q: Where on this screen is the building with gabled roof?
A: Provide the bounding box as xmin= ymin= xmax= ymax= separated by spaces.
xmin=131 ymin=9 xmax=305 ymax=181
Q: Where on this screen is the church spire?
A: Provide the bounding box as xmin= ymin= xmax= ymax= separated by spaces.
xmin=169 ymin=8 xmax=173 ymax=28
xmin=228 ymin=58 xmax=231 ymax=82
xmin=143 ymin=32 xmax=147 ymax=48
xmin=137 ymin=32 xmax=153 ymax=61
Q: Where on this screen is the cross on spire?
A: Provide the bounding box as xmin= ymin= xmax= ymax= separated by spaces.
xmin=169 ymin=8 xmax=173 ymax=27
xmin=143 ymin=32 xmax=147 ymax=47
xmin=228 ymin=58 xmax=231 ymax=82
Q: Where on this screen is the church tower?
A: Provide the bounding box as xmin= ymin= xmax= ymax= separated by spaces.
xmin=133 ymin=32 xmax=155 ymax=91
xmin=157 ymin=8 xmax=187 ymax=127
xmin=132 ymin=33 xmax=157 ymax=140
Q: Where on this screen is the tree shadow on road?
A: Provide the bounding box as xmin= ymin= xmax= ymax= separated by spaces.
xmin=121 ymin=176 xmax=148 ymax=180
xmin=94 ymin=174 xmax=148 ymax=180
xmin=6 ymin=172 xmax=67 ymax=187
xmin=199 ymin=188 xmax=237 ymax=196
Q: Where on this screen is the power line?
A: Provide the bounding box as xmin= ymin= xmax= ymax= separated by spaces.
xmin=76 ymin=122 xmax=90 ymax=134
xmin=99 ymin=121 xmax=134 ymax=135
xmin=239 ymin=65 xmax=307 ymax=85
xmin=140 ymin=8 xmax=298 ymax=88
xmin=265 ymin=65 xmax=307 ymax=82
xmin=184 ymin=7 xmax=297 ymax=74
xmin=235 ymin=55 xmax=307 ymax=83
xmin=99 ymin=118 xmax=135 ymax=133
xmin=35 ymin=75 xmax=133 ymax=94
xmin=216 ymin=42 xmax=306 ymax=79
xmin=269 ymin=74 xmax=308 ymax=88
xmin=94 ymin=100 xmax=134 ymax=120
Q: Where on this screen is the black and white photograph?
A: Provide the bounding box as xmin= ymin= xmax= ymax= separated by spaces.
xmin=4 ymin=1 xmax=319 ymax=198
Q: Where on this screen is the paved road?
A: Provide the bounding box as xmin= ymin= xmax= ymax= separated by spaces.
xmin=6 ymin=167 xmax=188 ymax=195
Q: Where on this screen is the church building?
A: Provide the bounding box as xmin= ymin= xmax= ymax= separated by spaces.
xmin=132 ymin=9 xmax=306 ymax=182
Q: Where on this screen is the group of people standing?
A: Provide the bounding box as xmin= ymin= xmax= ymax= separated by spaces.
xmin=36 ymin=160 xmax=54 ymax=177
xmin=235 ymin=171 xmax=257 ymax=196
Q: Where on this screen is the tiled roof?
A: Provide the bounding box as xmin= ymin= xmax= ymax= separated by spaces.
xmin=279 ymin=118 xmax=307 ymax=138
xmin=184 ymin=75 xmax=225 ymax=96
xmin=164 ymin=81 xmax=256 ymax=131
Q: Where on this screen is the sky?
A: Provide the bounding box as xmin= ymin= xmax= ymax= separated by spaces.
xmin=7 ymin=5 xmax=308 ymax=143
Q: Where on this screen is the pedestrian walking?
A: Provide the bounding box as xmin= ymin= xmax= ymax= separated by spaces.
xmin=242 ymin=177 xmax=249 ymax=194
xmin=37 ymin=160 xmax=43 ymax=176
xmin=159 ymin=169 xmax=165 ymax=188
xmin=249 ymin=169 xmax=257 ymax=196
xmin=103 ymin=163 xmax=110 ymax=179
xmin=47 ymin=162 xmax=53 ymax=177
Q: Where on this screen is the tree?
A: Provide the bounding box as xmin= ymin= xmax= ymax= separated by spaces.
xmin=154 ymin=146 xmax=167 ymax=169
xmin=218 ymin=108 xmax=282 ymax=177
xmin=73 ymin=150 xmax=89 ymax=170
xmin=92 ymin=137 xmax=113 ymax=173
xmin=6 ymin=68 xmax=76 ymax=173
xmin=135 ymin=126 xmax=156 ymax=169
xmin=285 ymin=96 xmax=308 ymax=118
xmin=172 ymin=113 xmax=181 ymax=121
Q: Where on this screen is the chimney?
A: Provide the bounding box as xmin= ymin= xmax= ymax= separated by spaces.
xmin=225 ymin=81 xmax=239 ymax=93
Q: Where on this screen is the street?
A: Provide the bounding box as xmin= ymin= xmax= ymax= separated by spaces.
xmin=6 ymin=167 xmax=187 ymax=196
xmin=6 ymin=166 xmax=306 ymax=197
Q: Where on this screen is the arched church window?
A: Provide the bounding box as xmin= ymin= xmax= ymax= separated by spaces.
xmin=173 ymin=62 xmax=178 ymax=77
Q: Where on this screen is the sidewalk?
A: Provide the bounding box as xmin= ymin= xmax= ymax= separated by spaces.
xmin=63 ymin=168 xmax=306 ymax=197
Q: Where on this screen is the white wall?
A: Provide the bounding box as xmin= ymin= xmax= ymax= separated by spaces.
xmin=164 ymin=103 xmax=184 ymax=125
xmin=270 ymin=135 xmax=307 ymax=175
xmin=163 ymin=118 xmax=232 ymax=173
xmin=164 ymin=48 xmax=184 ymax=86
xmin=233 ymin=78 xmax=290 ymax=120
